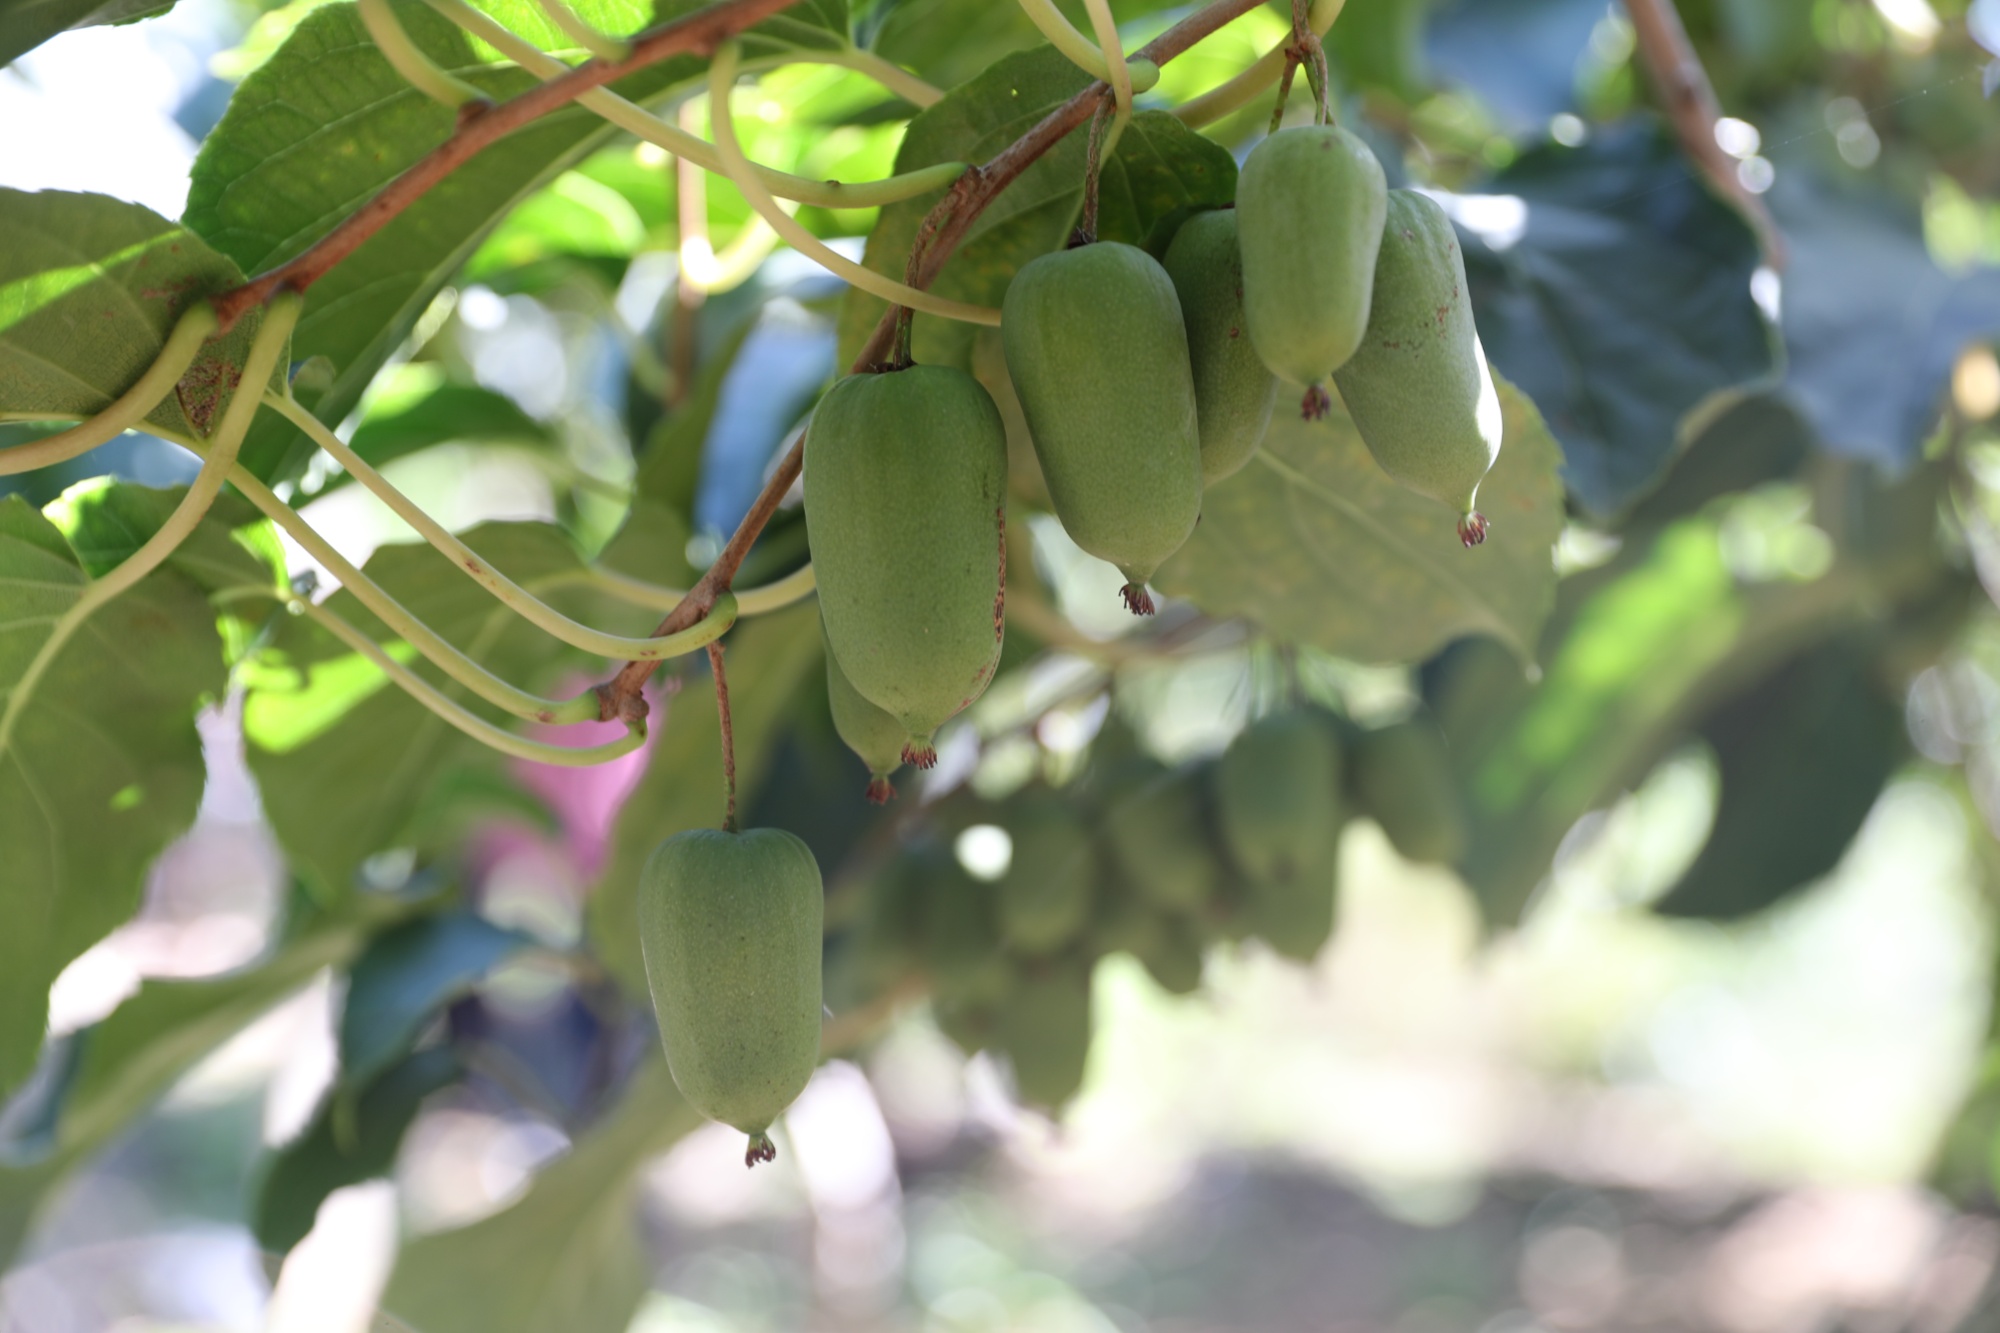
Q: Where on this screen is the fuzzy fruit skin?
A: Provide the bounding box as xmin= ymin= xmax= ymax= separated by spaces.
xmin=1332 ymin=189 xmax=1503 ymax=537
xmin=822 ymin=617 xmax=904 ymax=804
xmin=1349 ymin=715 xmax=1468 ymax=866
xmin=996 ymin=956 xmax=1094 ymax=1112
xmin=1001 ymin=242 xmax=1202 ymax=605
xmin=1215 ymin=712 xmax=1344 ymax=962
xmin=997 ymin=796 xmax=1096 ymax=955
xmin=1236 ymin=125 xmax=1388 ymax=389
xmin=638 ymin=828 xmax=823 ymax=1164
xmin=1163 ymin=210 xmax=1278 ymax=483
xmin=1101 ymin=764 xmax=1225 ymax=915
xmin=806 ymin=366 xmax=1008 ymax=765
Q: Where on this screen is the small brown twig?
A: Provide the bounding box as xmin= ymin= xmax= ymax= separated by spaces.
xmin=1074 ymin=99 xmax=1114 ymax=245
xmin=708 ymin=640 xmax=738 ymax=832
xmin=595 ymin=0 xmax=1270 ymax=723
xmin=1623 ymin=0 xmax=1786 ymax=268
xmin=209 ymin=0 xmax=807 ymax=330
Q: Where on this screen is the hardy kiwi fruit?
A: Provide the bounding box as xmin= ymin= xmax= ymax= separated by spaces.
xmin=1236 ymin=124 xmax=1387 ymax=412
xmin=997 ymin=795 xmax=1096 ymax=956
xmin=995 ymin=956 xmax=1094 ymax=1113
xmin=806 ymin=365 xmax=1008 ymax=768
xmin=1163 ymin=209 xmax=1278 ymax=483
xmin=1349 ymin=713 xmax=1468 ymax=866
xmin=1215 ymin=712 xmax=1344 ymax=962
xmin=638 ymin=827 xmax=823 ymax=1167
xmin=1101 ymin=764 xmax=1225 ymax=915
xmin=823 ymin=617 xmax=904 ymax=804
xmin=1332 ymin=188 xmax=1504 ymax=547
xmin=1002 ymin=241 xmax=1202 ymax=615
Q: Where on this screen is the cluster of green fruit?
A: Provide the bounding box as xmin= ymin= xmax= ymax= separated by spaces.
xmin=837 ymin=706 xmax=1468 ymax=1114
xmin=631 ymin=120 xmax=1502 ymax=1166
xmin=806 ymin=120 xmax=1506 ymax=796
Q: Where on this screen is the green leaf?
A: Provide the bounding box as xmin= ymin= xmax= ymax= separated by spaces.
xmin=254 ymin=1045 xmax=460 ymax=1255
xmin=381 ymin=1054 xmax=700 ymax=1333
xmin=1653 ymin=639 xmax=1905 ymax=920
xmin=0 ymin=189 xmax=274 ymax=442
xmin=836 ymin=51 xmax=1237 ymax=369
xmin=588 ymin=600 xmax=823 ymax=993
xmin=241 ymin=521 xmax=641 ymax=895
xmin=0 ymin=495 xmax=231 ymax=1095
xmin=0 ymin=0 xmax=176 ymax=72
xmin=44 ymin=477 xmax=283 ymax=593
xmin=1457 ymin=122 xmax=1778 ymax=517
xmin=464 ymin=171 xmax=648 ymax=279
xmin=339 ymin=911 xmax=528 ymax=1090
xmin=185 ymin=0 xmax=843 ymax=481
xmin=347 ymin=380 xmax=554 ymax=472
xmin=1155 ymin=373 xmax=1564 ymax=664
xmin=1772 ymin=168 xmax=2000 ymax=470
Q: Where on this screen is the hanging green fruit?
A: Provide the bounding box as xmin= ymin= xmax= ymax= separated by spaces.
xmin=1163 ymin=209 xmax=1278 ymax=483
xmin=822 ymin=616 xmax=905 ymax=804
xmin=1348 ymin=713 xmax=1469 ymax=866
xmin=638 ymin=827 xmax=824 ymax=1167
xmin=1332 ymin=188 xmax=1503 ymax=547
xmin=997 ymin=793 xmax=1097 ymax=956
xmin=1235 ymin=124 xmax=1387 ymax=415
xmin=806 ymin=365 xmax=1008 ymax=769
xmin=1002 ymin=241 xmax=1203 ymax=615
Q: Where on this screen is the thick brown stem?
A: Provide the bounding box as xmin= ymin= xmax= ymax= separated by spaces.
xmin=209 ymin=0 xmax=807 ymax=330
xmin=597 ymin=0 xmax=1269 ymax=723
xmin=1623 ymin=0 xmax=1786 ymax=268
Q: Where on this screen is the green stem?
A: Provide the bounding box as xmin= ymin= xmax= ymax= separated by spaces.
xmin=265 ymin=390 xmax=733 ymax=662
xmin=807 ymin=46 xmax=944 ymax=108
xmin=1173 ymin=0 xmax=1344 ymax=128
xmin=708 ymin=640 xmax=737 ymax=832
xmin=358 ymin=0 xmax=489 ymax=108
xmin=1015 ymin=0 xmax=1158 ymax=93
xmin=221 ymin=462 xmax=628 ymax=725
xmin=292 ymin=593 xmax=648 ymax=766
xmin=0 ymin=294 xmax=299 ymax=757
xmin=531 ymin=0 xmax=627 ymax=62
xmin=559 ymin=560 xmax=816 ymax=616
xmin=424 ymin=0 xmax=963 ymax=209
xmin=1079 ymin=0 xmax=1132 ymax=118
xmin=0 ymin=304 xmax=219 ymax=476
xmin=707 ymin=43 xmax=1002 ymax=326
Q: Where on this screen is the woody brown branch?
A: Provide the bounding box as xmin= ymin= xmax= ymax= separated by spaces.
xmin=209 ymin=0 xmax=807 ymax=331
xmin=1623 ymin=0 xmax=1787 ymax=268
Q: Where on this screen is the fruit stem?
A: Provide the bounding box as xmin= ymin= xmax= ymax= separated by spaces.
xmin=530 ymin=0 xmax=628 ymax=63
xmin=710 ymin=640 xmax=739 ymax=833
xmin=357 ymin=0 xmax=491 ymax=111
xmin=1074 ymin=98 xmax=1115 ymax=246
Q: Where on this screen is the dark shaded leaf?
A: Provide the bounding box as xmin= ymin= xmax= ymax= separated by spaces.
xmin=340 ymin=912 xmax=529 ymax=1090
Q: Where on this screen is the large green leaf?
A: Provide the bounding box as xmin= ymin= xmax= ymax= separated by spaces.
xmin=0 ymin=0 xmax=175 ymax=79
xmin=184 ymin=0 xmax=843 ymax=482
xmin=836 ymin=50 xmax=1238 ymax=369
xmin=241 ymin=521 xmax=646 ymax=895
xmin=380 ymin=1053 xmax=700 ymax=1333
xmin=339 ymin=911 xmax=528 ymax=1090
xmin=0 ymin=495 xmax=234 ymax=1095
xmin=1653 ymin=638 xmax=1906 ymax=920
xmin=588 ymin=600 xmax=822 ymax=992
xmin=0 ymin=190 xmax=273 ymax=442
xmin=1155 ymin=373 xmax=1564 ymax=664
xmin=255 ymin=1045 xmax=461 ymax=1255
xmin=1457 ymin=122 xmax=1777 ymax=517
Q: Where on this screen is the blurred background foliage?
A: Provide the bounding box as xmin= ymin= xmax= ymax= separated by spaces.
xmin=4 ymin=0 xmax=2000 ymax=1329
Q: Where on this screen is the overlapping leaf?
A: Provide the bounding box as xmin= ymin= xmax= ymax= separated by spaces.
xmin=1156 ymin=373 xmax=1564 ymax=665
xmin=0 ymin=492 xmax=255 ymax=1096
xmin=1455 ymin=123 xmax=1777 ymax=517
xmin=0 ymin=189 xmax=274 ymax=442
